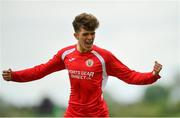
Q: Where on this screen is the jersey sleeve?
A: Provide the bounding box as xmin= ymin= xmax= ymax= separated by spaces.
xmin=11 ymin=50 xmax=65 ymax=82
xmin=105 ymin=51 xmax=161 ymax=85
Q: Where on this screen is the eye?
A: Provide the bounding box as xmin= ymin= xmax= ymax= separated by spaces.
xmin=82 ymin=33 xmax=89 ymax=36
xmin=82 ymin=32 xmax=95 ymax=36
xmin=91 ymin=32 xmax=95 ymax=35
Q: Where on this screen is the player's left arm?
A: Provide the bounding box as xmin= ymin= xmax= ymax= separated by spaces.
xmin=105 ymin=51 xmax=162 ymax=85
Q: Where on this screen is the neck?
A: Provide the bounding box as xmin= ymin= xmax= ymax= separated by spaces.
xmin=77 ymin=43 xmax=89 ymax=53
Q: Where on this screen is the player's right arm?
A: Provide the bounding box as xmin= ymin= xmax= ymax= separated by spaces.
xmin=2 ymin=50 xmax=65 ymax=82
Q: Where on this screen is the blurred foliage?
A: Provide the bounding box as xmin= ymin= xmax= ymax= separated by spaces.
xmin=0 ymin=97 xmax=66 ymax=117
xmin=0 ymin=74 xmax=180 ymax=117
xmin=143 ymin=85 xmax=169 ymax=103
xmin=104 ymin=84 xmax=180 ymax=117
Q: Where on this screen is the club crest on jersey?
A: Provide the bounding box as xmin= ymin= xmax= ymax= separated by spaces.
xmin=85 ymin=59 xmax=94 ymax=67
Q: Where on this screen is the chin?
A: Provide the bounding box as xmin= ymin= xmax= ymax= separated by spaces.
xmin=86 ymin=45 xmax=93 ymax=50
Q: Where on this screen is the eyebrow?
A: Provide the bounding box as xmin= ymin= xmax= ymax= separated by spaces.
xmin=82 ymin=32 xmax=95 ymax=35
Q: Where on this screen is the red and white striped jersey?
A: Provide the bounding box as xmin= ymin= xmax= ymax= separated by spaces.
xmin=11 ymin=44 xmax=160 ymax=117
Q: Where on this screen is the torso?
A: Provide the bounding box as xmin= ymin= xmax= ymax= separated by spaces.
xmin=62 ymin=45 xmax=109 ymax=116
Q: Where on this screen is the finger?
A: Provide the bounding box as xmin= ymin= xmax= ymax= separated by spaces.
xmin=8 ymin=68 xmax=12 ymax=73
xmin=153 ymin=67 xmax=162 ymax=73
xmin=2 ymin=72 xmax=11 ymax=76
xmin=3 ymin=68 xmax=12 ymax=72
xmin=154 ymin=63 xmax=162 ymax=68
xmin=154 ymin=65 xmax=162 ymax=70
xmin=155 ymin=63 xmax=162 ymax=67
xmin=3 ymin=77 xmax=11 ymax=80
xmin=153 ymin=69 xmax=160 ymax=73
xmin=3 ymin=70 xmax=9 ymax=73
xmin=3 ymin=77 xmax=11 ymax=81
xmin=157 ymin=65 xmax=162 ymax=70
xmin=3 ymin=70 xmax=11 ymax=74
xmin=2 ymin=73 xmax=11 ymax=78
xmin=153 ymin=65 xmax=162 ymax=71
xmin=154 ymin=66 xmax=162 ymax=71
xmin=2 ymin=75 xmax=11 ymax=79
xmin=155 ymin=61 xmax=160 ymax=65
xmin=155 ymin=61 xmax=162 ymax=66
xmin=3 ymin=75 xmax=11 ymax=79
xmin=2 ymin=75 xmax=10 ymax=78
xmin=3 ymin=73 xmax=11 ymax=78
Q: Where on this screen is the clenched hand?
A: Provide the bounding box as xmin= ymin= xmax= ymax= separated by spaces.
xmin=2 ymin=69 xmax=12 ymax=81
xmin=152 ymin=61 xmax=162 ymax=76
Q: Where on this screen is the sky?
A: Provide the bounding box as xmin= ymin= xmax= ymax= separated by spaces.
xmin=0 ymin=0 xmax=179 ymax=107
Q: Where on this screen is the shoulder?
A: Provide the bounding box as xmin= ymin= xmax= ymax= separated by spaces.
xmin=55 ymin=44 xmax=76 ymax=59
xmin=92 ymin=45 xmax=113 ymax=61
xmin=57 ymin=44 xmax=76 ymax=54
xmin=93 ymin=45 xmax=112 ymax=55
xmin=60 ymin=44 xmax=76 ymax=52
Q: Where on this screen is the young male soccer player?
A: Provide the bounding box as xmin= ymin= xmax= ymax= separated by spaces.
xmin=2 ymin=13 xmax=162 ymax=117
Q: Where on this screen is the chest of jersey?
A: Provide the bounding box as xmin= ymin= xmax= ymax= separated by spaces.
xmin=64 ymin=52 xmax=103 ymax=81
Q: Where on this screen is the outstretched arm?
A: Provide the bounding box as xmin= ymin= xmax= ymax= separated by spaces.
xmin=106 ymin=52 xmax=162 ymax=85
xmin=2 ymin=50 xmax=65 ymax=82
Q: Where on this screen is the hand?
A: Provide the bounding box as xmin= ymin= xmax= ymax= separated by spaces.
xmin=152 ymin=61 xmax=162 ymax=76
xmin=2 ymin=69 xmax=12 ymax=81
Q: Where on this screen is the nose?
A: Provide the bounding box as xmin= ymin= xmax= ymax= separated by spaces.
xmin=87 ymin=34 xmax=94 ymax=40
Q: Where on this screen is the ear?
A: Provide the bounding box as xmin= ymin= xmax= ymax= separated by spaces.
xmin=74 ymin=33 xmax=79 ymax=40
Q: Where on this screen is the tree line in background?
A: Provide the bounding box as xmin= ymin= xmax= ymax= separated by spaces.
xmin=0 ymin=73 xmax=180 ymax=117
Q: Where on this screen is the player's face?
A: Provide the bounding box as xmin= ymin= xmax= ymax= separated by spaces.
xmin=74 ymin=28 xmax=95 ymax=53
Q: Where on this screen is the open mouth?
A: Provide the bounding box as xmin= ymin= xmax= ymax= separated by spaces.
xmin=85 ymin=40 xmax=93 ymax=45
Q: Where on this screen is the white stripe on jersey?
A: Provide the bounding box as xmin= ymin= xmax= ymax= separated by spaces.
xmin=91 ymin=50 xmax=108 ymax=90
xmin=61 ymin=48 xmax=75 ymax=60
